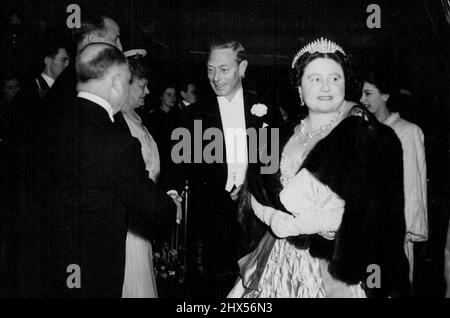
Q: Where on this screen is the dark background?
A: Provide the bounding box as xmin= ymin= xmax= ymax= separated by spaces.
xmin=0 ymin=0 xmax=449 ymax=297
xmin=1 ymin=1 xmax=449 ymax=112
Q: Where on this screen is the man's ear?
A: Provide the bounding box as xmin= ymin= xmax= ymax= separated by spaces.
xmin=239 ymin=60 xmax=248 ymax=78
xmin=111 ymin=73 xmax=122 ymax=95
xmin=44 ymin=56 xmax=51 ymax=68
xmin=382 ymin=93 xmax=390 ymax=102
xmin=88 ymin=33 xmax=97 ymax=44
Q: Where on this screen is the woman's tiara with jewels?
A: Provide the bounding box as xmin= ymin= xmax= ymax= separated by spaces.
xmin=291 ymin=37 xmax=346 ymax=69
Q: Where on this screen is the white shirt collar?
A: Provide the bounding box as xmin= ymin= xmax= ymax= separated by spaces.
xmin=217 ymin=86 xmax=243 ymax=107
xmin=182 ymin=100 xmax=191 ymax=107
xmin=77 ymin=91 xmax=115 ymax=122
xmin=41 ymin=73 xmax=55 ymax=88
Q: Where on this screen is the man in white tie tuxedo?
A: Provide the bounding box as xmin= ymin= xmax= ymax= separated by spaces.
xmin=183 ymin=40 xmax=272 ymax=297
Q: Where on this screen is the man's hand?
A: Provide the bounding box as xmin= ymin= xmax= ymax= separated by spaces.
xmin=167 ymin=190 xmax=182 ymax=201
xmin=167 ymin=190 xmax=182 ymax=223
xmin=230 ymin=185 xmax=242 ymax=202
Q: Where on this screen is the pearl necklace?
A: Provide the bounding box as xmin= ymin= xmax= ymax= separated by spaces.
xmin=294 ymin=111 xmax=344 ymax=146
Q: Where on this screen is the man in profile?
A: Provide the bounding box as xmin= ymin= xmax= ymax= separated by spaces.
xmin=178 ymin=80 xmax=198 ymax=110
xmin=44 ymin=13 xmax=122 ymax=117
xmin=11 ymin=43 xmax=179 ymax=297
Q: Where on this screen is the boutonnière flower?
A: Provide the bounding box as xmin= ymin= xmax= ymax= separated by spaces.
xmin=251 ymin=103 xmax=268 ymax=117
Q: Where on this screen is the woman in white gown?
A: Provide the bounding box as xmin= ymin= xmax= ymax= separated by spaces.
xmin=360 ymin=71 xmax=428 ymax=284
xmin=121 ymin=50 xmax=160 ymax=298
xmin=229 ymin=38 xmax=410 ymax=298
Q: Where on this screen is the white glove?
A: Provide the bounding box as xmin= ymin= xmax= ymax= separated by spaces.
xmin=279 ymin=169 xmax=345 ymax=236
xmin=275 ymin=206 xmax=343 ymax=236
xmin=269 ymin=212 xmax=300 ymax=238
xmin=250 ymin=194 xmax=275 ymax=225
xmin=251 ymin=192 xmax=344 ymax=239
xmin=250 ymin=194 xmax=298 ymax=238
xmin=264 ymin=206 xmax=342 ymax=239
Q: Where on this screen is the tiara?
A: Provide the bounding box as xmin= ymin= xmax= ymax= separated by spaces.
xmin=291 ymin=37 xmax=346 ymax=69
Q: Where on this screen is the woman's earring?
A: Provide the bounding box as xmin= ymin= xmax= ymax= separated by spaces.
xmin=299 ymin=94 xmax=305 ymax=106
xmin=298 ymin=87 xmax=305 ymax=106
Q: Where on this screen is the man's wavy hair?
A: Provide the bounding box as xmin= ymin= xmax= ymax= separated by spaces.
xmin=208 ymin=40 xmax=246 ymax=64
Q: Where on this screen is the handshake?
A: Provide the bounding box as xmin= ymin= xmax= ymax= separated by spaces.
xmin=167 ymin=190 xmax=183 ymax=224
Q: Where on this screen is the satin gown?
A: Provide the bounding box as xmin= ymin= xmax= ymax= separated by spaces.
xmin=122 ymin=109 xmax=160 ymax=298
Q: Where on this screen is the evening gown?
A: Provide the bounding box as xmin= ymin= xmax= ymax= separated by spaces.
xmin=228 ymin=138 xmax=366 ymax=298
xmin=122 ymin=109 xmax=160 ymax=298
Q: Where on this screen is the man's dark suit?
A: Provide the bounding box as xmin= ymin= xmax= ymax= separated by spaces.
xmin=7 ymin=74 xmax=50 ymax=145
xmin=183 ymin=89 xmax=271 ymax=297
xmin=12 ymin=74 xmax=50 ymax=108
xmin=1 ymin=72 xmax=64 ymax=296
xmin=13 ymin=97 xmax=176 ymax=297
xmin=15 ymin=74 xmax=52 ymax=104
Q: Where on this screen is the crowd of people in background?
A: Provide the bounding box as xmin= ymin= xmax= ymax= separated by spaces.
xmin=0 ymin=6 xmax=448 ymax=299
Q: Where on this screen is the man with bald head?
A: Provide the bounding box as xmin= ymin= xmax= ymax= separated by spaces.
xmin=12 ymin=43 xmax=178 ymax=297
xmin=75 ymin=43 xmax=129 ymax=113
xmin=75 ymin=16 xmax=122 ymax=52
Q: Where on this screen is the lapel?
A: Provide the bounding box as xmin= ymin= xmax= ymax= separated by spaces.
xmin=37 ymin=75 xmax=51 ymax=91
xmin=243 ymin=90 xmax=268 ymax=131
xmin=36 ymin=74 xmax=51 ymax=98
xmin=204 ymin=88 xmax=260 ymax=131
xmin=204 ymin=93 xmax=223 ymax=131
xmin=243 ymin=90 xmax=256 ymax=130
xmin=201 ymin=88 xmax=267 ymax=172
xmin=199 ymin=92 xmax=227 ymax=185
